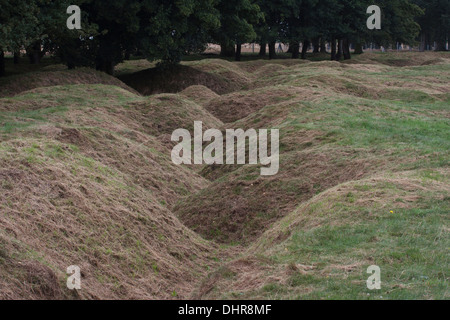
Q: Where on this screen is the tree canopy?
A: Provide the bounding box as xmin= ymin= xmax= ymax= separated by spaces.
xmin=0 ymin=0 xmax=447 ymax=76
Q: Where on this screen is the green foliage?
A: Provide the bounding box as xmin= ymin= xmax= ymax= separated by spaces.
xmin=139 ymin=0 xmax=221 ymax=64
xmin=213 ymin=0 xmax=262 ymax=47
xmin=0 ymin=0 xmax=40 ymax=51
xmin=413 ymin=0 xmax=450 ymax=50
xmin=0 ymin=0 xmax=445 ymax=75
xmin=365 ymin=0 xmax=423 ymax=46
xmin=40 ymin=0 xmax=98 ymax=68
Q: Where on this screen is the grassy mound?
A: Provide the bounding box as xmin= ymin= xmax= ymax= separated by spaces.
xmin=119 ymin=60 xmax=251 ymax=96
xmin=175 ymin=53 xmax=449 ymax=248
xmin=180 ymin=85 xmax=220 ymax=106
xmin=0 ymin=68 xmax=138 ymax=98
xmin=204 ymin=86 xmax=324 ymax=123
xmin=0 ymin=138 xmax=217 ymax=299
xmin=193 ymin=170 xmax=449 ymax=299
xmin=0 ymin=84 xmax=227 ymax=299
xmin=1 ymin=51 xmax=448 ymax=300
xmin=128 ymin=94 xmax=223 ymax=136
xmin=348 ymin=51 xmax=450 ymax=67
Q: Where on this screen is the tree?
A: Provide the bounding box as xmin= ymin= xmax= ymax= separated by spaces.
xmin=29 ymin=0 xmax=95 ymax=66
xmin=75 ymin=0 xmax=220 ymax=73
xmin=319 ymin=0 xmax=422 ymax=60
xmin=213 ymin=0 xmax=261 ymax=61
xmin=413 ymin=0 xmax=449 ymax=51
xmin=76 ymin=0 xmax=141 ymax=74
xmin=320 ymin=0 xmax=368 ymax=60
xmin=255 ymin=0 xmax=290 ymax=59
xmin=0 ymin=0 xmax=39 ymax=75
xmin=138 ymin=0 xmax=221 ymax=65
xmin=367 ymin=0 xmax=423 ymax=49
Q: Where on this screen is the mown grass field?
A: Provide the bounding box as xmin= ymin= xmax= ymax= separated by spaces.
xmin=0 ymin=51 xmax=448 ymax=300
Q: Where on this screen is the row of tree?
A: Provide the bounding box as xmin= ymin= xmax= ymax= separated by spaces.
xmin=0 ymin=0 xmax=449 ymax=76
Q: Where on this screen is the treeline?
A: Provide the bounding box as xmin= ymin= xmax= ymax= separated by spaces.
xmin=0 ymin=0 xmax=449 ymax=76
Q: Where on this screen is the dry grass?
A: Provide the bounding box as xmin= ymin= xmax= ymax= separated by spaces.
xmin=0 ymin=138 xmax=219 ymax=299
xmin=194 ymin=170 xmax=449 ymax=299
xmin=0 ymin=84 xmax=226 ymax=299
xmin=0 ymin=68 xmax=138 ymax=98
xmin=118 ymin=61 xmax=251 ymax=96
xmin=180 ymin=85 xmax=221 ymax=106
xmin=0 ymin=51 xmax=448 ymax=299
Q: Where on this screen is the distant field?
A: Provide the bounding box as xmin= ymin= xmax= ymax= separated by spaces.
xmin=0 ymin=51 xmax=448 ymax=299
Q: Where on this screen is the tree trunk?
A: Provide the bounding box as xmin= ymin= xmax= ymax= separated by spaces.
xmin=124 ymin=50 xmax=131 ymax=60
xmin=28 ymin=41 xmax=43 ymax=64
xmin=13 ymin=51 xmax=20 ymax=64
xmin=336 ymin=39 xmax=343 ymax=61
xmin=291 ymin=42 xmax=300 ymax=59
xmin=354 ymin=42 xmax=363 ymax=54
xmin=331 ymin=36 xmax=336 ymax=60
xmin=235 ymin=43 xmax=242 ymax=61
xmin=259 ymin=43 xmax=266 ymax=56
xmin=435 ymin=38 xmax=447 ymax=51
xmin=286 ymin=44 xmax=293 ymax=54
xmin=220 ymin=43 xmax=235 ymax=57
xmin=301 ymin=40 xmax=309 ymax=59
xmin=420 ymin=32 xmax=433 ymax=51
xmin=96 ymin=59 xmax=114 ymax=75
xmin=419 ymin=32 xmax=426 ymax=52
xmin=343 ymin=38 xmax=351 ymax=60
xmin=320 ymin=38 xmax=326 ymax=53
xmin=0 ymin=50 xmax=5 ymax=77
xmin=312 ymin=38 xmax=320 ymax=53
xmin=268 ymin=42 xmax=276 ymax=59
